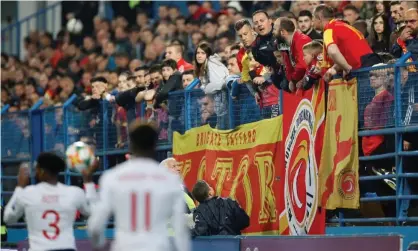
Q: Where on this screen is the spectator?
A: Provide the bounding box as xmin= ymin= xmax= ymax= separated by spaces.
xmin=276 ymin=17 xmax=311 ymax=91
xmin=300 ymin=40 xmax=323 ymax=90
xmin=353 ymin=20 xmax=369 ymax=40
xmin=251 ymin=10 xmax=277 ymax=68
xmin=154 ymin=59 xmax=183 ymax=109
xmin=406 ymin=8 xmax=418 ymax=38
xmin=392 ymin=23 xmax=418 ymax=62
xmin=187 ymin=1 xmax=214 ymax=21
xmin=369 ymin=13 xmax=392 ymax=53
xmin=165 ymin=43 xmax=194 ymax=73
xmin=194 ymin=42 xmax=229 ymax=129
xmin=298 ymin=10 xmax=323 ymax=40
xmin=182 ymin=70 xmax=196 ymax=89
xmin=202 ymin=18 xmax=219 ymax=43
xmin=191 ymin=180 xmax=250 ymax=237
xmin=234 ymin=19 xmax=259 ymax=100
xmin=389 ymin=1 xmax=405 ymax=48
xmin=313 ymin=5 xmax=376 ymax=81
xmin=343 ymin=5 xmax=361 ymax=26
xmin=247 ymin=52 xmax=280 ymax=119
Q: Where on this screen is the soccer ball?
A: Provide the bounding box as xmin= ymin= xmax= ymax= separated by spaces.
xmin=66 ymin=18 xmax=83 ymax=34
xmin=65 ymin=141 xmax=95 ymax=173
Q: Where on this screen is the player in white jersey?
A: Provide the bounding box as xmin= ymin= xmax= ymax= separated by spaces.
xmin=4 ymin=152 xmax=97 ymax=251
xmin=87 ymin=121 xmax=190 ymax=251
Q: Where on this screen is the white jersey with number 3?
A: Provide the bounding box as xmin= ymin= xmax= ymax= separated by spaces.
xmin=3 ymin=182 xmax=97 ymax=251
xmin=87 ymin=157 xmax=190 ymax=251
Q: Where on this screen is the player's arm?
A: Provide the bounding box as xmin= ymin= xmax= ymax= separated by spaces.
xmin=87 ymin=173 xmax=112 ymax=248
xmin=4 ymin=188 xmax=25 ymax=224
xmin=4 ymin=165 xmax=30 ymax=224
xmin=78 ymin=160 xmax=100 ymax=216
xmin=172 ymin=178 xmax=191 ymax=251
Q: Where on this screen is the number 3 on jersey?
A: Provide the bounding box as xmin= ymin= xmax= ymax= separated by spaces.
xmin=131 ymin=192 xmax=151 ymax=232
xmin=42 ymin=210 xmax=60 ymax=240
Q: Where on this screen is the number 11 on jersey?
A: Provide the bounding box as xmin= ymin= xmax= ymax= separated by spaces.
xmin=130 ymin=192 xmax=151 ymax=232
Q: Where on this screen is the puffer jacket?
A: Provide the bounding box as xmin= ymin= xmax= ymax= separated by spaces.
xmin=192 ymin=196 xmax=249 ymax=237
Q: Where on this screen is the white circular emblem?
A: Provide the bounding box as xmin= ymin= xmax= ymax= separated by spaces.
xmin=284 ymin=99 xmax=318 ymax=235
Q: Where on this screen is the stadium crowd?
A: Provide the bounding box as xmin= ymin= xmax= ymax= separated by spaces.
xmin=2 ymin=0 xmax=418 ymax=222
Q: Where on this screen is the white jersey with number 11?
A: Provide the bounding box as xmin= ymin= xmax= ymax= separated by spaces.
xmin=87 ymin=157 xmax=190 ymax=251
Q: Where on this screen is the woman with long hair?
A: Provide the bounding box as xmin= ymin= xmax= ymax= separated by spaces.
xmin=369 ymin=13 xmax=392 ymax=53
xmin=194 ymin=42 xmax=229 ymax=129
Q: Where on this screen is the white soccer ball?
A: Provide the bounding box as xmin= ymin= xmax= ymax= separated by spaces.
xmin=65 ymin=141 xmax=95 ymax=173
xmin=66 ymin=18 xmax=83 ymax=34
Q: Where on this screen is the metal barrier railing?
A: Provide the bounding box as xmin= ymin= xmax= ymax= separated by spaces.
xmin=2 ymin=59 xmax=418 ymax=226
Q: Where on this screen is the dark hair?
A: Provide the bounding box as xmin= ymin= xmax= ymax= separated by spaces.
xmin=279 ymin=18 xmax=296 ymax=33
xmin=370 ymin=13 xmax=391 ymax=52
xmin=161 ymin=59 xmax=177 ymax=70
xmin=134 ymin=66 xmax=149 ymax=72
xmin=276 ymin=10 xmax=297 ymax=20
xmin=128 ymin=121 xmax=158 ymax=156
xmin=230 ymin=43 xmax=241 ymax=51
xmin=390 ymin=1 xmax=401 ymax=7
xmin=194 ymin=42 xmax=213 ymax=77
xmin=202 ymin=18 xmax=217 ymax=26
xmin=37 ymin=152 xmax=66 ymax=175
xmin=314 ymin=4 xmax=335 ymax=19
xmin=234 ymin=19 xmax=252 ymax=31
xmin=182 ymin=69 xmax=195 ymax=77
xmin=149 ymin=64 xmax=162 ymax=74
xmin=298 ymin=10 xmax=313 ymax=19
xmin=176 ymin=15 xmax=186 ymax=22
xmin=252 ymin=9 xmax=270 ymax=19
xmin=90 ymin=76 xmax=108 ymax=84
xmin=192 ymin=180 xmax=210 ymax=203
xmin=343 ymin=4 xmax=360 ymax=14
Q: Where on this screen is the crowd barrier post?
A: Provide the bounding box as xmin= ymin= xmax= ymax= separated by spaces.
xmin=394 ymin=52 xmax=412 ymax=223
xmin=102 ymin=101 xmax=109 ymax=170
xmin=29 ymin=99 xmax=44 ymax=184
xmin=63 ymin=94 xmax=77 ymax=185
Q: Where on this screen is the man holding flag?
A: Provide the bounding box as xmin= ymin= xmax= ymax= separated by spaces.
xmin=311 ymin=4 xmax=375 ymax=210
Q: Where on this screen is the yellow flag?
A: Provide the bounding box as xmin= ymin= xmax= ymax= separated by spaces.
xmin=319 ymin=77 xmax=360 ymax=209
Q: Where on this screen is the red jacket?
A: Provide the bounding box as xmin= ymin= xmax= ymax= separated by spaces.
xmin=282 ymin=31 xmax=312 ymax=83
xmin=177 ymin=58 xmax=194 ymax=73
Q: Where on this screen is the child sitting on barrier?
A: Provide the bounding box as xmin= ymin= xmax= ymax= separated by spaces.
xmin=300 ymin=40 xmax=323 ymax=91
xmin=191 ymin=180 xmax=249 ymax=237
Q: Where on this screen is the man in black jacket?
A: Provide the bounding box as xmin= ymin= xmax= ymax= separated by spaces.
xmin=191 ymin=180 xmax=250 ymax=237
xmin=251 ymin=10 xmax=288 ymax=92
xmin=251 ymin=10 xmax=277 ymax=68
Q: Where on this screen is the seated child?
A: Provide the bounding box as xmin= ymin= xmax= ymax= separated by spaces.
xmin=300 ymin=40 xmax=323 ymax=90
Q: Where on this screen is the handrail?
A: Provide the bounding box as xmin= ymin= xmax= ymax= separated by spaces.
xmin=0 ymin=2 xmax=61 ymax=33
xmin=185 ymin=78 xmax=201 ymax=90
xmin=29 ymin=98 xmax=44 ymax=111
xmin=1 ymin=104 xmax=10 ymax=114
xmin=63 ymin=94 xmax=77 ymax=108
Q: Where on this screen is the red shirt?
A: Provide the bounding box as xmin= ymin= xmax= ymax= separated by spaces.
xmin=362 ymin=90 xmax=394 ymax=156
xmin=177 ymin=58 xmax=194 ymax=73
xmin=323 ymin=19 xmax=373 ymax=70
xmin=282 ymin=31 xmax=311 ymax=82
